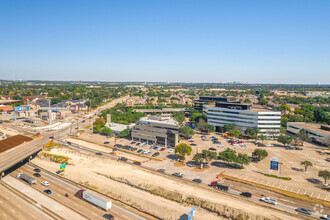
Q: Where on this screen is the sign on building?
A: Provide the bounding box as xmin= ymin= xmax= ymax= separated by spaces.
xmin=60 ymin=163 xmax=66 ymax=171
xmin=188 ymin=206 xmax=196 ymax=220
xmin=14 ymin=106 xmax=30 ymax=111
xmin=270 ymin=158 xmax=279 ymax=171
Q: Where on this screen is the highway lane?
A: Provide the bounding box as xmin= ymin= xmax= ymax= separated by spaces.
xmin=0 ymin=184 xmax=53 ymax=220
xmin=12 ymin=164 xmax=148 ymax=220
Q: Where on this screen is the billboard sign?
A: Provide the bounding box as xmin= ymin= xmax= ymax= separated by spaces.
xmin=14 ymin=106 xmax=30 ymax=111
xmin=270 ymin=158 xmax=279 ymax=171
xmin=188 ymin=206 xmax=196 ymax=220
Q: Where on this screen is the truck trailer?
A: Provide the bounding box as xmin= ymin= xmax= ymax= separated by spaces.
xmin=76 ymin=189 xmax=111 ymax=211
xmin=210 ymin=180 xmax=230 ymax=191
xmin=17 ymin=173 xmax=37 ymax=185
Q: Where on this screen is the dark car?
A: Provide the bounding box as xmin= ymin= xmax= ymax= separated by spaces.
xmin=295 ymin=208 xmax=311 ymax=215
xmin=118 ymin=157 xmax=128 ymax=162
xmin=295 ymin=147 xmax=303 ymax=150
xmin=133 ymin=161 xmax=141 ymax=165
xmin=44 ymin=189 xmax=52 ymax=194
xmin=95 ymin=152 xmax=103 ymax=156
xmin=157 ymin=169 xmax=165 ymax=173
xmin=131 ymin=141 xmax=136 ymax=144
xmin=104 ymin=141 xmax=110 ymax=144
xmin=285 ymin=146 xmax=294 ymax=150
xmin=114 ymin=144 xmax=122 ymax=147
xmin=192 ymin=179 xmax=202 ymax=183
xmin=34 ymin=168 xmax=41 ymax=173
xmin=152 ymin=152 xmax=160 ymax=157
xmin=103 ymin=214 xmax=114 ymax=220
xmin=172 ymin=172 xmax=183 ymax=178
xmin=131 ymin=148 xmax=138 ymax=152
xmin=209 ymin=148 xmax=217 ymax=151
xmin=49 ymin=136 xmax=54 ymax=139
xmin=137 ymin=149 xmax=143 ymax=153
xmin=33 ymin=173 xmax=41 ymax=177
xmin=191 ymin=143 xmax=197 ymax=146
xmin=240 ymin=192 xmax=252 ymax=198
xmin=67 ymin=142 xmax=72 ymax=145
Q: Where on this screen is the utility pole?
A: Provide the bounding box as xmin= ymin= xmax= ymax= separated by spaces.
xmin=48 ymin=99 xmax=52 ymax=124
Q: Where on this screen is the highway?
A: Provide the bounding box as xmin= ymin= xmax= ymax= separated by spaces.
xmin=0 ymin=183 xmax=53 ymax=220
xmin=10 ymin=164 xmax=148 ymax=220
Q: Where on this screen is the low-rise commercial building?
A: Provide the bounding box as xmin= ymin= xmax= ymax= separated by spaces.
xmin=287 ymin=122 xmax=329 ymax=145
xmin=204 ymin=102 xmax=281 ymax=138
xmin=194 ymin=96 xmax=231 ymax=111
xmin=131 ymin=116 xmax=179 ymax=147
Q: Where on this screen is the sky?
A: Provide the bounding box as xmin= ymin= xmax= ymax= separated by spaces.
xmin=0 ymin=0 xmax=329 ymax=84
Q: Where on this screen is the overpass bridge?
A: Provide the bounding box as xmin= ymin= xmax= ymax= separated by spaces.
xmin=0 ymin=136 xmax=47 ymax=175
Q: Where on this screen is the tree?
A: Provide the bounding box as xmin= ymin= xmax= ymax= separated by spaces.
xmin=318 ymin=170 xmax=330 ymax=185
xmin=119 ymin=128 xmax=131 ymax=138
xmin=245 ymin=127 xmax=255 ymax=138
xmin=259 ymin=98 xmax=268 ymax=106
xmin=301 ymin=160 xmax=312 ymax=173
xmin=94 ymin=124 xmax=102 ymax=133
xmin=174 ymin=143 xmax=192 ymax=162
xmin=252 ymin=149 xmax=268 ymax=161
xmin=192 ymin=153 xmax=204 ymax=168
xmin=200 ymin=124 xmax=215 ymax=133
xmin=201 ymin=150 xmax=217 ymax=166
xmin=102 ymin=126 xmax=113 ymax=137
xmin=277 ymin=135 xmax=292 ymax=146
xmin=221 ymin=123 xmax=236 ymax=133
xmin=179 ymin=126 xmax=195 ymax=139
xmin=298 ymin=129 xmax=309 ymax=146
xmin=278 ymin=104 xmax=291 ymax=114
xmin=196 ymin=118 xmax=206 ymax=131
xmin=218 ymin=148 xmax=237 ymax=164
xmin=230 ymin=129 xmax=240 ymax=138
xmin=172 ymin=111 xmax=185 ymax=124
xmin=94 ymin=117 xmax=105 ymax=126
xmin=259 ymin=134 xmax=267 ymax=144
xmin=236 ymin=153 xmax=251 ymax=166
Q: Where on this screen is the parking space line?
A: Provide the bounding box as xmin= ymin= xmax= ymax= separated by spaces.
xmin=318 ymin=194 xmax=320 ymax=198
xmin=303 ymin=190 xmax=307 ymax=195
xmin=260 ymin=180 xmax=264 ymax=184
xmin=310 ymin=192 xmax=314 ymax=197
xmin=272 ymin=182 xmax=275 ymax=187
xmin=284 ymin=186 xmax=288 ymax=190
xmin=290 ymin=187 xmax=294 ymax=192
xmin=278 ymin=184 xmax=281 ymax=188
xmin=297 ymin=189 xmax=300 ymax=194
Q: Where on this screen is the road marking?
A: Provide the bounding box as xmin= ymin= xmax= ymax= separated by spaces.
xmin=290 ymin=187 xmax=294 ymax=192
xmin=92 ymin=212 xmax=97 ymax=216
xmin=260 ymin=180 xmax=264 ymax=184
xmin=284 ymin=186 xmax=288 ymax=190
xmin=318 ymin=194 xmax=320 ymax=199
xmin=17 ymin=204 xmax=21 ymax=208
xmin=297 ymin=189 xmax=300 ymax=194
xmin=3 ymin=213 xmax=6 ymax=217
xmin=304 ymin=190 xmax=307 ymax=195
xmin=31 ymin=215 xmax=36 ymax=219
xmin=310 ymin=192 xmax=314 ymax=197
xmin=278 ymin=184 xmax=282 ymax=188
xmin=0 ymin=201 xmax=2 ymax=204
xmin=272 ymin=182 xmax=276 ymax=187
xmin=10 ymin=209 xmax=15 ymax=214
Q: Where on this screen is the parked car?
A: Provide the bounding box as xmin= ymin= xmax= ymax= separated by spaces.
xmin=131 ymin=141 xmax=136 ymax=144
xmin=326 ymin=158 xmax=330 ymax=162
xmin=77 ymin=145 xmax=83 ymax=149
xmin=295 ymin=147 xmax=303 ymax=150
xmin=118 ymin=157 xmax=128 ymax=162
xmin=209 ymin=148 xmax=217 ymax=151
xmin=168 ymin=149 xmax=174 ymax=153
xmin=295 ymin=208 xmax=312 ymax=215
xmin=240 ymin=192 xmax=252 ymax=198
xmin=188 ymin=138 xmax=194 ymax=142
xmin=160 ymin=148 xmax=165 ymax=151
xmin=104 ymin=141 xmax=110 ymax=144
xmin=152 ymin=152 xmax=160 ymax=157
xmin=103 ymin=214 xmax=114 ymax=220
xmin=41 ymin=181 xmax=49 ymax=186
xmin=49 ymin=136 xmax=54 ymax=139
xmin=192 ymin=179 xmax=202 ymax=183
xmin=44 ymin=189 xmax=52 ymax=194
xmin=34 ymin=168 xmax=41 ymax=173
xmin=217 ymin=144 xmax=224 ymax=147
xmin=137 ymin=149 xmax=144 ymax=153
xmin=133 ymin=161 xmax=141 ymax=165
xmin=265 ymin=144 xmax=273 ymax=147
xmin=157 ymin=169 xmax=165 ymax=173
xmin=285 ymin=146 xmax=294 ymax=150
xmin=95 ymin=152 xmax=103 ymax=156
xmin=33 ymin=173 xmax=41 ymax=177
xmin=67 ymin=142 xmax=71 ymax=145
xmin=172 ymin=172 xmax=183 ymax=178
xmin=259 ymin=197 xmax=277 ymax=205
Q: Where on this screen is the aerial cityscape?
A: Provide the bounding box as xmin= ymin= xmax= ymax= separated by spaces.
xmin=0 ymin=1 xmax=329 ymax=220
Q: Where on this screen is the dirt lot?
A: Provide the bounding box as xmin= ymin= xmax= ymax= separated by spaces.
xmin=32 ymin=146 xmax=304 ymax=220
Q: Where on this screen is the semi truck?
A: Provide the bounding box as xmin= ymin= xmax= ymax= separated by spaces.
xmin=210 ymin=180 xmax=230 ymax=191
xmin=76 ymin=189 xmax=112 ymax=211
xmin=17 ymin=173 xmax=37 ymax=185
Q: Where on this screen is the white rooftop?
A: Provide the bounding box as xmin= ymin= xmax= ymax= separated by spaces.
xmin=139 ymin=116 xmax=179 ymax=126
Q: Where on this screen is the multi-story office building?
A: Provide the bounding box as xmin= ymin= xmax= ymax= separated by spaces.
xmin=194 ymin=96 xmax=231 ymax=111
xmin=131 ymin=116 xmax=179 ymax=147
xmin=287 ymin=122 xmax=329 ymax=145
xmin=204 ymin=102 xmax=281 ymax=137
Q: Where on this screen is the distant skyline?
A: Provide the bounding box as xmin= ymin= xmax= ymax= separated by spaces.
xmin=0 ymin=0 xmax=329 ymax=84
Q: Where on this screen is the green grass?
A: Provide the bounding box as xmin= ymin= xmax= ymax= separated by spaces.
xmin=42 ymin=152 xmax=70 ymax=163
xmin=265 ymin=174 xmax=292 ymax=180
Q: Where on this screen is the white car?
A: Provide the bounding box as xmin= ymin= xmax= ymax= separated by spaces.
xmin=168 ymin=149 xmax=174 ymax=153
xmin=259 ymin=197 xmax=277 ymax=205
xmin=217 ymin=144 xmax=224 ymax=147
xmin=16 ymin=173 xmax=23 ymax=178
xmin=41 ymin=181 xmax=50 ymax=186
xmin=320 ymin=214 xmax=330 ymax=220
xmin=265 ymin=144 xmax=274 ymax=147
xmin=77 ymin=145 xmax=83 ymax=149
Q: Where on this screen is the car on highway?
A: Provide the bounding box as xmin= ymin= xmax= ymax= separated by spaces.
xmin=240 ymin=192 xmax=252 ymax=198
xmin=95 ymin=152 xmax=103 ymax=156
xmin=104 ymin=141 xmax=110 ymax=144
xmin=295 ymin=208 xmax=312 ymax=215
xmin=172 ymin=172 xmax=183 ymax=178
xmin=190 ymin=143 xmax=197 ymax=146
xmin=34 ymin=168 xmax=41 ymax=173
xmin=192 ymin=179 xmax=202 ymax=183
xmin=77 ymin=145 xmax=83 ymax=149
xmin=118 ymin=157 xmax=128 ymax=162
xmin=209 ymin=148 xmax=217 ymax=151
xmin=265 ymin=144 xmax=273 ymax=147
xmin=33 ymin=173 xmax=41 ymax=177
xmin=133 ymin=161 xmax=142 ymax=165
xmin=44 ymin=189 xmax=52 ymax=194
xmin=103 ymin=214 xmax=114 ymax=220
xmin=326 ymin=158 xmax=330 ymax=162
xmin=49 ymin=136 xmax=54 ymax=139
xmin=294 ymin=147 xmax=303 ymax=150
xmin=157 ymin=169 xmax=165 ymax=173
xmin=41 ymin=181 xmax=49 ymax=186
xmin=152 ymin=152 xmax=160 ymax=157
xmin=259 ymin=197 xmax=277 ymax=205
xmin=320 ymin=214 xmax=330 ymax=220
xmin=67 ymin=142 xmax=72 ymax=145
xmin=285 ymin=146 xmax=294 ymax=150
xmin=168 ymin=149 xmax=174 ymax=153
